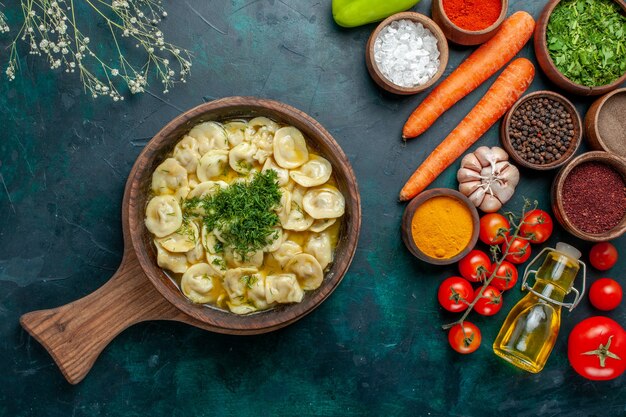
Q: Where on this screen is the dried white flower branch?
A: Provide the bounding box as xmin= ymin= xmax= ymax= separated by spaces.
xmin=2 ymin=0 xmax=192 ymax=101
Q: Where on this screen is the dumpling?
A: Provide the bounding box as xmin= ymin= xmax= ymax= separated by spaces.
xmin=302 ymin=185 xmax=345 ymax=219
xmin=273 ymin=127 xmax=309 ymax=169
xmin=181 ymin=263 xmax=217 ymax=304
xmin=197 ymin=149 xmax=229 ymax=181
xmin=187 ymin=180 xmax=228 ymax=199
xmin=309 ymin=218 xmax=336 ymax=233
xmin=265 ymin=273 xmax=304 ymax=304
xmin=188 ymin=121 xmax=228 ymax=155
xmin=304 ymin=232 xmax=333 ymax=270
xmin=186 ymin=239 xmax=205 ymax=264
xmin=151 ymin=158 xmax=189 ymax=199
xmin=154 ymin=240 xmax=188 ymax=274
xmin=229 ymin=142 xmax=257 ymax=174
xmin=246 ymin=273 xmax=269 ymax=309
xmin=279 ymin=186 xmax=314 ymax=231
xmin=173 ymin=136 xmax=201 ymax=173
xmin=289 ymin=155 xmax=332 ymax=187
xmin=286 ymin=253 xmax=324 ymax=290
xmin=224 ymin=246 xmax=264 ymax=268
xmin=223 ymin=267 xmax=257 ymax=302
xmin=157 ymin=221 xmax=199 ymax=253
xmin=262 ymin=157 xmax=290 ymax=186
xmin=270 ymin=240 xmax=303 ymax=268
xmin=263 ymin=227 xmax=283 ymax=252
xmin=223 ymin=120 xmax=248 ymax=147
xmin=201 ymin=226 xmax=227 ymax=275
xmin=145 ymin=195 xmax=183 ymax=237
xmin=227 ymin=303 xmax=257 ymax=315
xmin=245 ymin=117 xmax=278 ymax=142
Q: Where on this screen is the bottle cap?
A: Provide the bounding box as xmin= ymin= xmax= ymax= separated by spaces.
xmin=556 ymin=242 xmax=581 ymax=261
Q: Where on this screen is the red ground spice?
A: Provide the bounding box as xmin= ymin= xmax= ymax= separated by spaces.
xmin=442 ymin=0 xmax=502 ymax=31
xmin=562 ymin=162 xmax=626 ymax=234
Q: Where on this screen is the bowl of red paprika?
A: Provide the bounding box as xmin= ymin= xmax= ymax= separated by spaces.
xmin=432 ymin=0 xmax=509 ymax=46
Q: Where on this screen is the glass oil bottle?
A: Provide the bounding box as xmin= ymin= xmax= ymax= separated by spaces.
xmin=493 ymin=242 xmax=586 ymax=373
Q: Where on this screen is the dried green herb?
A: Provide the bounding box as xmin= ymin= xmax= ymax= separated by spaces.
xmin=184 ymin=170 xmax=282 ymax=257
xmin=547 ymin=0 xmax=626 ymax=87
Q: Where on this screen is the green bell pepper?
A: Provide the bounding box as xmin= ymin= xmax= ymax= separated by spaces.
xmin=332 ymin=0 xmax=421 ymax=28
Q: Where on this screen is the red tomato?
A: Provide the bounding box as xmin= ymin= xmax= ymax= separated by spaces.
xmin=589 ymin=242 xmax=618 ymax=271
xmin=458 ymin=250 xmax=492 ymax=282
xmin=479 ymin=213 xmax=510 ymax=245
xmin=438 ymin=277 xmax=473 ymax=313
xmin=520 ymin=209 xmax=553 ymax=244
xmin=568 ymin=316 xmax=626 ymax=381
xmin=448 ymin=322 xmax=481 ymax=354
xmin=473 ymin=286 xmax=502 ymax=316
xmin=589 ymin=278 xmax=623 ymax=311
xmin=503 ymin=237 xmax=532 ymax=264
xmin=491 ymin=261 xmax=519 ymax=291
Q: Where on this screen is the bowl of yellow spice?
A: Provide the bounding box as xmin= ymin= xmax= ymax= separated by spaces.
xmin=401 ymin=188 xmax=479 ymax=265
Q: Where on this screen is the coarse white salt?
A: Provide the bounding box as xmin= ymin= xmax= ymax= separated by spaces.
xmin=373 ymin=19 xmax=440 ymax=88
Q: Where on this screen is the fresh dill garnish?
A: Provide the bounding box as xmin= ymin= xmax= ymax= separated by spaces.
xmin=211 ymin=257 xmax=226 ymax=271
xmin=240 ymin=274 xmax=258 ymax=288
xmin=183 ymin=170 xmax=282 ymax=258
xmin=213 ymin=242 xmax=224 ymax=254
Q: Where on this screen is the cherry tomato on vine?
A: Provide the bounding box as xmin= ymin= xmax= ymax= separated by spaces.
xmin=503 ymin=237 xmax=532 ymax=264
xmin=458 ymin=250 xmax=492 ymax=282
xmin=448 ymin=322 xmax=481 ymax=354
xmin=438 ymin=277 xmax=473 ymax=313
xmin=589 ymin=278 xmax=623 ymax=311
xmin=479 ymin=213 xmax=510 ymax=245
xmin=589 ymin=242 xmax=618 ymax=271
xmin=491 ymin=261 xmax=519 ymax=291
xmin=520 ymin=209 xmax=553 ymax=244
xmin=473 ymin=286 xmax=502 ymax=316
xmin=568 ymin=316 xmax=626 ymax=381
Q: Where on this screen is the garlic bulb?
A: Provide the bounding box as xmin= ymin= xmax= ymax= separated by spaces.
xmin=457 ymin=146 xmax=520 ymax=213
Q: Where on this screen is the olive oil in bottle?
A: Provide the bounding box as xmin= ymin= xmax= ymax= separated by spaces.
xmin=493 ymin=242 xmax=585 ymax=373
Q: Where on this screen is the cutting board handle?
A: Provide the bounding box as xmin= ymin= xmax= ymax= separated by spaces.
xmin=20 ymin=250 xmax=183 ymax=384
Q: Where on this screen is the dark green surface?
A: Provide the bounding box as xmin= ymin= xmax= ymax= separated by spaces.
xmin=1 ymin=1 xmax=625 ymax=416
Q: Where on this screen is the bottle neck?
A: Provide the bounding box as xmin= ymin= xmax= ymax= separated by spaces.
xmin=531 ymin=280 xmax=567 ymax=305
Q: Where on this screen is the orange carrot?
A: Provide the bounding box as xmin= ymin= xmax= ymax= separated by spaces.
xmin=399 ymin=58 xmax=535 ymax=201
xmin=402 ymin=11 xmax=535 ymax=139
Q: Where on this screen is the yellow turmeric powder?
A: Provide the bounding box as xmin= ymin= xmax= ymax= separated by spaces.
xmin=411 ymin=196 xmax=473 ymax=259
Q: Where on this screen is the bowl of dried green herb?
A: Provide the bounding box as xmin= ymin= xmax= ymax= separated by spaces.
xmin=535 ymin=0 xmax=626 ymax=96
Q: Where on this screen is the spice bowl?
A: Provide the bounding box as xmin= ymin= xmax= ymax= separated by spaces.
xmin=534 ymin=0 xmax=626 ymax=96
xmin=401 ymin=188 xmax=479 ymax=265
xmin=365 ymin=12 xmax=449 ymax=95
xmin=552 ymin=151 xmax=626 ymax=242
xmin=500 ymin=91 xmax=582 ymax=171
xmin=431 ymin=0 xmax=509 ymax=46
xmin=584 ymin=88 xmax=626 ymax=159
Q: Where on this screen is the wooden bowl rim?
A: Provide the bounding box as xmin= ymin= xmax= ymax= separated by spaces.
xmin=587 ymin=87 xmax=626 ymax=157
xmin=401 ymin=188 xmax=479 ymax=265
xmin=552 ymin=151 xmax=626 ymax=241
xmin=432 ymin=0 xmax=509 ymax=36
xmin=365 ymin=11 xmax=449 ymax=95
xmin=500 ymin=90 xmax=583 ymax=171
xmin=124 ymin=97 xmax=362 ymax=334
xmin=535 ymin=0 xmax=626 ymax=95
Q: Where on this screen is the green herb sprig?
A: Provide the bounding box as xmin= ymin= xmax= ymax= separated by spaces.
xmin=547 ymin=0 xmax=626 ymax=87
xmin=184 ymin=170 xmax=282 ymax=258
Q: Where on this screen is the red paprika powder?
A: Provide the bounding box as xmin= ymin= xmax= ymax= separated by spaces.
xmin=442 ymin=0 xmax=502 ymax=31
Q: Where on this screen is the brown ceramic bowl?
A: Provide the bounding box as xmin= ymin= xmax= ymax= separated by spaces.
xmin=401 ymin=188 xmax=479 ymax=265
xmin=20 ymin=97 xmax=362 ymax=384
xmin=500 ymin=90 xmax=582 ymax=170
xmin=431 ymin=0 xmax=508 ymax=45
xmin=584 ymin=88 xmax=626 ymax=159
xmin=365 ymin=12 xmax=449 ymax=95
xmin=552 ymin=151 xmax=626 ymax=242
xmin=535 ymin=0 xmax=626 ymax=96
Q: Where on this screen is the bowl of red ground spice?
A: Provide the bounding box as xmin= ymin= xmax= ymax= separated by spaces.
xmin=552 ymin=151 xmax=626 ymax=241
xmin=432 ymin=0 xmax=508 ymax=45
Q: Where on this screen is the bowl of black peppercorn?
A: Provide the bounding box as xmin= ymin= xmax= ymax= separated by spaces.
xmin=500 ymin=90 xmax=582 ymax=170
